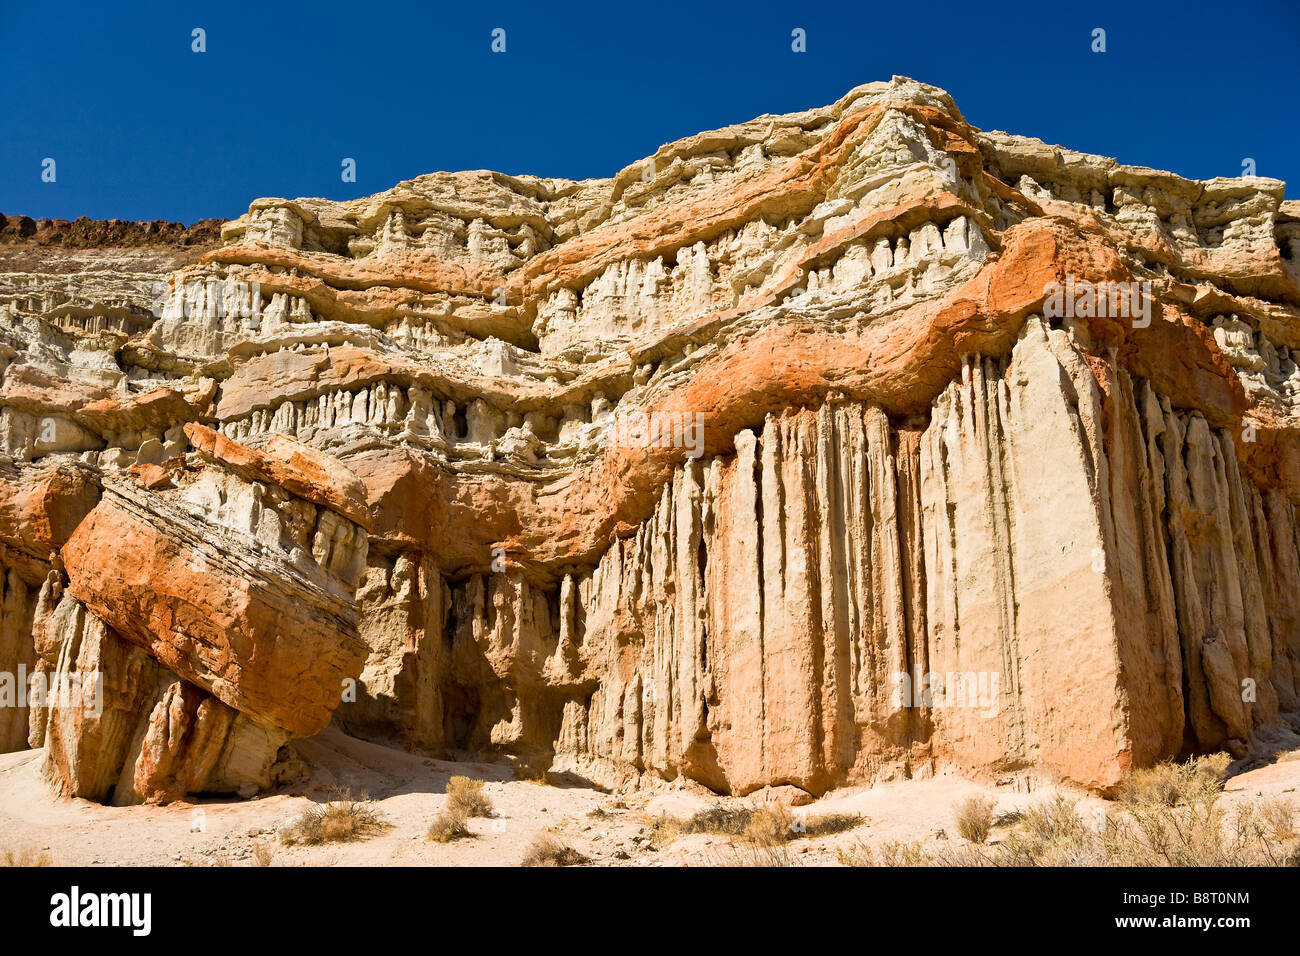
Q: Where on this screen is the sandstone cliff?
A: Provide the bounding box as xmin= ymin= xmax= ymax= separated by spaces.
xmin=2 ymin=76 xmax=1298 ymax=803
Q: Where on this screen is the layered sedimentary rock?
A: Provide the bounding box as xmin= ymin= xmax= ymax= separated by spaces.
xmin=23 ymin=426 xmax=368 ymax=803
xmin=2 ymin=76 xmax=1299 ymax=801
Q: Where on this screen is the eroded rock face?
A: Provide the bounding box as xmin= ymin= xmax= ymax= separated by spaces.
xmin=14 ymin=429 xmax=369 ymax=801
xmin=31 ymin=580 xmax=298 ymax=805
xmin=2 ymin=76 xmax=1299 ymax=801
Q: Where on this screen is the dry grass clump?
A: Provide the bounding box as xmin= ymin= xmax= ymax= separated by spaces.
xmin=427 ymin=776 xmax=492 ymax=842
xmin=1259 ymin=797 xmax=1297 ymax=841
xmin=251 ymin=841 xmax=276 ymax=867
xmin=446 ymin=776 xmax=493 ymax=817
xmin=654 ymin=803 xmax=863 ymax=845
xmin=839 ymin=755 xmax=1299 ymax=867
xmin=1104 ymin=754 xmax=1296 ymax=866
xmin=707 ymin=841 xmax=799 ymax=867
xmin=999 ymin=794 xmax=1107 ymax=866
xmin=281 ymin=790 xmax=388 ymax=846
xmin=427 ymin=806 xmax=472 ymax=843
xmin=659 ymin=802 xmax=864 ymax=866
xmin=1 ymin=844 xmax=52 ymax=867
xmin=1120 ymin=752 xmax=1229 ymax=807
xmin=666 ymin=805 xmax=753 ymax=836
xmin=801 ymin=813 xmax=863 ymax=837
xmin=837 ymin=839 xmax=928 ymax=867
xmin=955 ymin=796 xmax=995 ymax=844
xmin=520 ymin=833 xmax=589 ymax=867
xmin=744 ymin=804 xmax=795 ymax=845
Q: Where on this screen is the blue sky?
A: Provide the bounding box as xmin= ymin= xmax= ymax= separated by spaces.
xmin=2 ymin=0 xmax=1297 ymax=224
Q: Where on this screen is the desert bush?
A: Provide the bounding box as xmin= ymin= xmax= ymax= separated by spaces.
xmin=1222 ymin=800 xmax=1299 ymax=866
xmin=744 ymin=805 xmax=795 ymax=846
xmin=521 ymin=833 xmax=588 ymax=867
xmin=446 ymin=776 xmax=493 ymax=817
xmin=1106 ymin=792 xmax=1298 ymax=866
xmin=835 ymin=839 xmax=875 ymax=866
xmin=427 ymin=806 xmax=472 ymax=843
xmin=709 ymin=841 xmax=798 ymax=867
xmin=1259 ymin=797 xmax=1297 ymax=842
xmin=1100 ymin=754 xmax=1297 ymax=866
xmin=1000 ymin=794 xmax=1105 ymax=866
xmin=955 ymin=796 xmax=995 ymax=844
xmin=1120 ymin=753 xmax=1230 ymax=808
xmin=802 ymin=813 xmax=864 ymax=837
xmin=837 ymin=839 xmax=931 ymax=867
xmin=879 ymin=840 xmax=928 ymax=867
xmin=1 ymin=845 xmax=52 ymax=867
xmin=280 ymin=791 xmax=388 ymax=846
xmin=656 ymin=804 xmax=862 ymax=844
xmin=674 ymin=805 xmax=753 ymax=836
xmin=837 ymin=757 xmax=1297 ymax=868
xmin=251 ymin=841 xmax=275 ymax=867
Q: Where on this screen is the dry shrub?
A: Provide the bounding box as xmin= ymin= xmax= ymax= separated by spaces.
xmin=837 ymin=840 xmax=928 ymax=867
xmin=658 ymin=804 xmax=862 ymax=844
xmin=281 ymin=791 xmax=388 ymax=846
xmin=446 ymin=776 xmax=493 ymax=817
xmin=1 ymin=845 xmax=52 ymax=867
xmin=881 ymin=840 xmax=929 ymax=866
xmin=251 ymin=841 xmax=276 ymax=867
xmin=427 ymin=806 xmax=472 ymax=843
xmin=802 ymin=813 xmax=864 ymax=838
xmin=673 ymin=805 xmax=754 ymax=836
xmin=704 ymin=804 xmax=861 ymax=865
xmin=708 ymin=842 xmax=798 ymax=867
xmin=835 ymin=839 xmax=874 ymax=866
xmin=1107 ymin=788 xmax=1298 ymax=865
xmin=521 ymin=833 xmax=588 ymax=867
xmin=838 ymin=755 xmax=1297 ymax=868
xmin=1259 ymin=797 xmax=1297 ymax=841
xmin=744 ymin=805 xmax=795 ymax=846
xmin=1100 ymin=754 xmax=1297 ymax=866
xmin=955 ymin=796 xmax=995 ymax=844
xmin=1120 ymin=753 xmax=1230 ymax=808
xmin=1000 ymin=794 xmax=1105 ymax=866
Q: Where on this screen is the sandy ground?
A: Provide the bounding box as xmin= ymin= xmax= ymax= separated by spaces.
xmin=2 ymin=728 xmax=1298 ymax=867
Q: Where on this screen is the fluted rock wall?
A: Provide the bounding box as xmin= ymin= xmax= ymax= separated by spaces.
xmin=416 ymin=316 xmax=1300 ymax=796
xmin=389 ymin=317 xmax=1300 ymax=797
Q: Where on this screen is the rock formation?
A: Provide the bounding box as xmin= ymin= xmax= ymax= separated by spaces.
xmin=2 ymin=76 xmax=1298 ymax=803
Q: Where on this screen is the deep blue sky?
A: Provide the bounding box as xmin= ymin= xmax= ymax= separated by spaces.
xmin=3 ymin=0 xmax=1297 ymax=224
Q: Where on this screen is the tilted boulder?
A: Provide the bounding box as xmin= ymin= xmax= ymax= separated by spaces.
xmin=30 ymin=580 xmax=298 ymax=804
xmin=31 ymin=429 xmax=369 ymax=801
